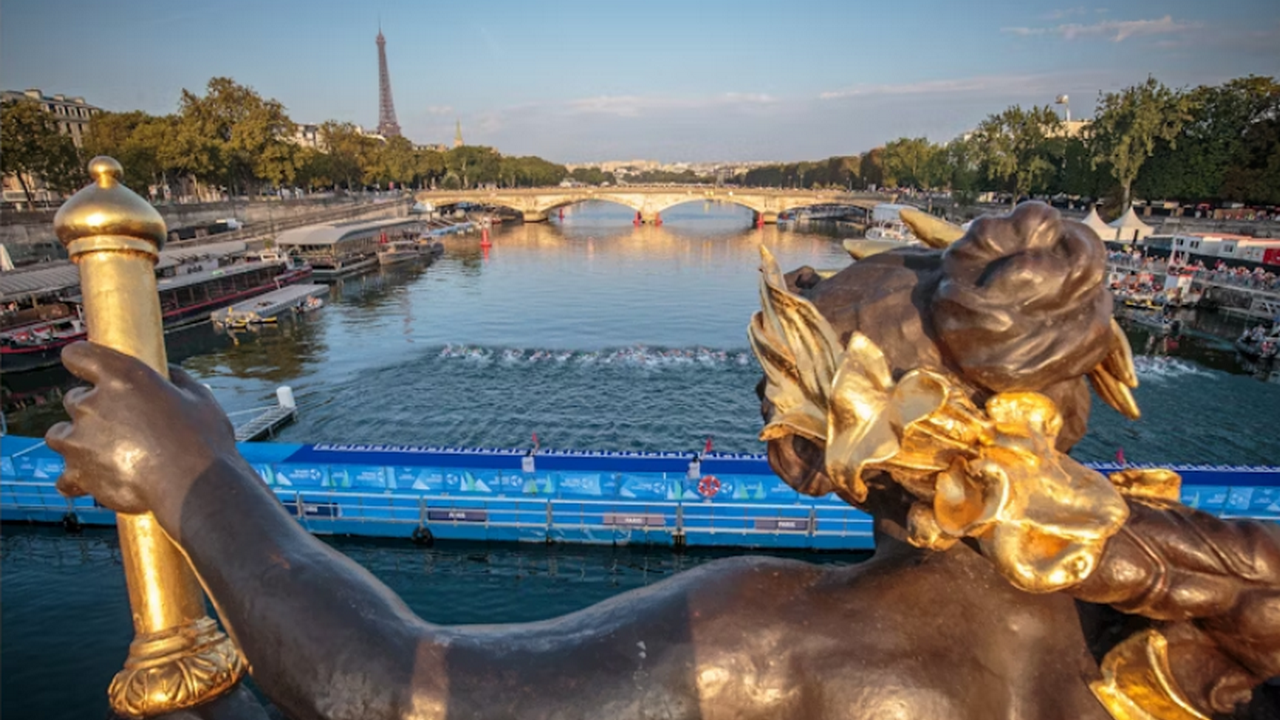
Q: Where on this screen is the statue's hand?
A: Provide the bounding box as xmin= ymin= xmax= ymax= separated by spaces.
xmin=1075 ymin=501 xmax=1280 ymax=715
xmin=46 ymin=341 xmax=237 ymax=517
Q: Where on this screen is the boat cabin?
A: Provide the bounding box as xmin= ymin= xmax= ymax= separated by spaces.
xmin=275 ymin=218 xmax=424 ymax=275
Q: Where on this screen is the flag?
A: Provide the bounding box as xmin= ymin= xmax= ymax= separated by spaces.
xmin=1116 ymin=447 xmax=1126 ymax=465
xmin=532 ymin=433 xmax=540 ymax=451
xmin=704 ymin=437 xmax=713 ymax=454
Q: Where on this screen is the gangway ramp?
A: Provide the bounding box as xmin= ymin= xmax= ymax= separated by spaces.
xmin=231 ymin=387 xmax=299 ymax=442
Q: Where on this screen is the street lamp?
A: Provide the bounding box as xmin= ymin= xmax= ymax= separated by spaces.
xmin=1055 ymin=94 xmax=1071 ymax=123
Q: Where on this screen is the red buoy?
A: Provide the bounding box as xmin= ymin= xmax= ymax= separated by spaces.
xmin=655 ymin=212 xmax=662 ymax=227
xmin=634 ymin=211 xmax=641 ymax=226
xmin=480 ymin=228 xmax=492 ymax=248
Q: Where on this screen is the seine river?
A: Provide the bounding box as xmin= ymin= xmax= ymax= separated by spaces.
xmin=4 ymin=201 xmax=1279 ymax=718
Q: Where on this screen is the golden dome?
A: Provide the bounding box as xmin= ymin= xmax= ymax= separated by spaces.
xmin=53 ymin=156 xmax=167 ymax=254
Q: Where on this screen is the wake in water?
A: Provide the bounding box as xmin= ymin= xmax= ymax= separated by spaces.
xmin=436 ymin=344 xmax=756 ymax=369
xmin=1133 ymin=355 xmax=1217 ymax=381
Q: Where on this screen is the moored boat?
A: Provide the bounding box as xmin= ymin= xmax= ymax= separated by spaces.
xmin=1 ymin=257 xmax=312 ymax=373
xmin=276 ymin=218 xmax=425 ymax=278
xmin=863 ymin=204 xmax=920 ymax=245
xmin=377 ymin=239 xmax=422 ymax=266
xmin=1237 ymin=327 xmax=1280 ymax=363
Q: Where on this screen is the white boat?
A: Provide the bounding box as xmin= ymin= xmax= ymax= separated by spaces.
xmin=377 ymin=239 xmax=422 ymax=266
xmin=295 ymin=295 xmax=325 ymax=315
xmin=863 ymin=204 xmax=920 ymax=245
xmin=865 ymin=223 xmax=916 ymax=243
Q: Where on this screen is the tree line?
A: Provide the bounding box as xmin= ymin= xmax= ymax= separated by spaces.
xmin=5 ymin=74 xmax=1276 ymax=210
xmin=1 ymin=77 xmax=582 ymax=205
xmin=732 ymin=75 xmax=1280 ymax=211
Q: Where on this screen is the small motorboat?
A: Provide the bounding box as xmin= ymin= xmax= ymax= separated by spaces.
xmin=377 ymin=240 xmax=422 ymax=266
xmin=1236 ymin=328 xmax=1280 ymax=363
xmin=295 ymin=296 xmax=325 ymax=315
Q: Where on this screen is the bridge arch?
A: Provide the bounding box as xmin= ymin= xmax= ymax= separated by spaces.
xmin=416 ymin=188 xmax=892 ymax=225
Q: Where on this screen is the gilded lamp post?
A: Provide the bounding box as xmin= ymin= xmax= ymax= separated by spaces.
xmin=53 ymin=157 xmax=246 ymax=717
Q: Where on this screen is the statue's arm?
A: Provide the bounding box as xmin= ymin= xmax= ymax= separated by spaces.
xmin=45 ymin=342 xmax=715 ymax=720
xmin=164 ymin=451 xmax=446 ymax=719
xmin=1071 ymin=501 xmax=1280 ymax=715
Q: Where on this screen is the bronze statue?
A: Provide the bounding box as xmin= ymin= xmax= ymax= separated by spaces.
xmin=49 ymin=182 xmax=1280 ymax=719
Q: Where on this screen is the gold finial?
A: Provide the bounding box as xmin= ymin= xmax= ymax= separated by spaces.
xmin=89 ymin=155 xmax=124 ymax=186
xmin=54 ymin=155 xmax=167 ymax=259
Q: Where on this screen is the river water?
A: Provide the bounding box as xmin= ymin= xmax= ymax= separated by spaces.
xmin=4 ymin=201 xmax=1280 ymax=718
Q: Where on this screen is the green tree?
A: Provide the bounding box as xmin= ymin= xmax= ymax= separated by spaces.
xmin=832 ymin=155 xmax=860 ymax=189
xmin=446 ymin=146 xmax=502 ymax=188
xmin=414 ymin=149 xmax=447 ymax=189
xmin=178 ymin=77 xmax=299 ymax=195
xmin=940 ymin=137 xmax=981 ymax=205
xmin=1090 ymin=76 xmax=1195 ymax=211
xmin=881 ymin=137 xmax=940 ymax=189
xmin=160 ymin=111 xmax=218 ymax=200
xmin=860 ymin=148 xmax=886 ymax=189
xmin=1135 ymin=76 xmax=1280 ymax=204
xmin=84 ymin=111 xmax=162 ymax=187
xmin=1 ymin=98 xmax=84 ymax=205
xmin=973 ymin=105 xmax=1061 ymax=208
xmin=318 ymin=121 xmax=379 ymax=190
xmin=1220 ymin=85 xmax=1280 ymax=205
xmin=569 ymin=167 xmax=616 ymax=186
xmin=367 ymin=135 xmax=419 ymax=188
xmin=294 ymin=147 xmax=334 ymax=191
xmin=42 ymin=136 xmax=88 ymax=195
xmin=1054 ymin=136 xmax=1107 ymax=200
xmin=498 ymin=156 xmax=567 ymax=187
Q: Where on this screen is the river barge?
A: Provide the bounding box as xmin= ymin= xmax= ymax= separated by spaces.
xmin=0 ymin=258 xmax=312 ymax=373
xmin=3 ymin=435 xmax=1277 ymax=550
xmin=276 ymin=218 xmax=425 ymax=277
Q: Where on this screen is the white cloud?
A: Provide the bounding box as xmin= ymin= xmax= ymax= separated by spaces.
xmin=425 ymin=105 xmax=453 ymax=115
xmin=819 ymin=74 xmax=1060 ymax=100
xmin=1046 ymin=7 xmax=1088 ymax=20
xmin=1003 ymin=15 xmax=1198 ymax=42
xmin=564 ymin=93 xmax=778 ymax=117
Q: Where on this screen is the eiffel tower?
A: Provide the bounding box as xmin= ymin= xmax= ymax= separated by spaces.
xmin=375 ymin=26 xmax=401 ymax=138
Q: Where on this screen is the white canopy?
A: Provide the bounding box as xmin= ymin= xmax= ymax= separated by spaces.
xmin=1109 ymin=207 xmax=1154 ymax=243
xmin=1081 ymin=207 xmax=1116 ymax=240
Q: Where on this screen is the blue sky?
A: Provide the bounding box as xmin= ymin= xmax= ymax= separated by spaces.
xmin=3 ymin=0 xmax=1277 ymax=162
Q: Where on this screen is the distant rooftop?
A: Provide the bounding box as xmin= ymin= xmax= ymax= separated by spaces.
xmin=1 ymin=89 xmax=95 ymax=107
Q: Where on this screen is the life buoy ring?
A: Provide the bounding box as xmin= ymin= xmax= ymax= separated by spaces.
xmin=698 ymin=475 xmax=721 ymax=498
xmin=411 ymin=526 xmax=435 ymax=547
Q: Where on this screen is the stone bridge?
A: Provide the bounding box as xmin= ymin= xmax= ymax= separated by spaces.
xmin=414 ymin=186 xmax=895 ymax=224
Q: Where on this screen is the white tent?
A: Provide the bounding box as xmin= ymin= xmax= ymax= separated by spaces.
xmin=1080 ymin=207 xmax=1115 ymax=240
xmin=1109 ymin=207 xmax=1154 ymax=244
xmin=0 ymin=244 xmax=13 ymax=272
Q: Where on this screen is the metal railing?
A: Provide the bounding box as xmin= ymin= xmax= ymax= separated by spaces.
xmin=0 ymin=480 xmax=874 ymax=543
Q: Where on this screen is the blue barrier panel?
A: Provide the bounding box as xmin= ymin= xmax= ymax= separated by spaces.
xmin=390 ymin=466 xmax=445 ymax=492
xmin=4 ymin=436 xmax=1278 ymax=551
xmin=424 ymin=497 xmax=491 ymax=542
xmin=1181 ymin=485 xmax=1230 ymax=513
xmin=272 ymin=464 xmax=329 ymax=489
xmin=329 ymin=465 xmax=389 ymax=491
xmin=552 ymin=471 xmax=612 ymax=499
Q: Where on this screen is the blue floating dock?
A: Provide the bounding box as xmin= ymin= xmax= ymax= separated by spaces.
xmin=3 ymin=435 xmax=1278 ymax=550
